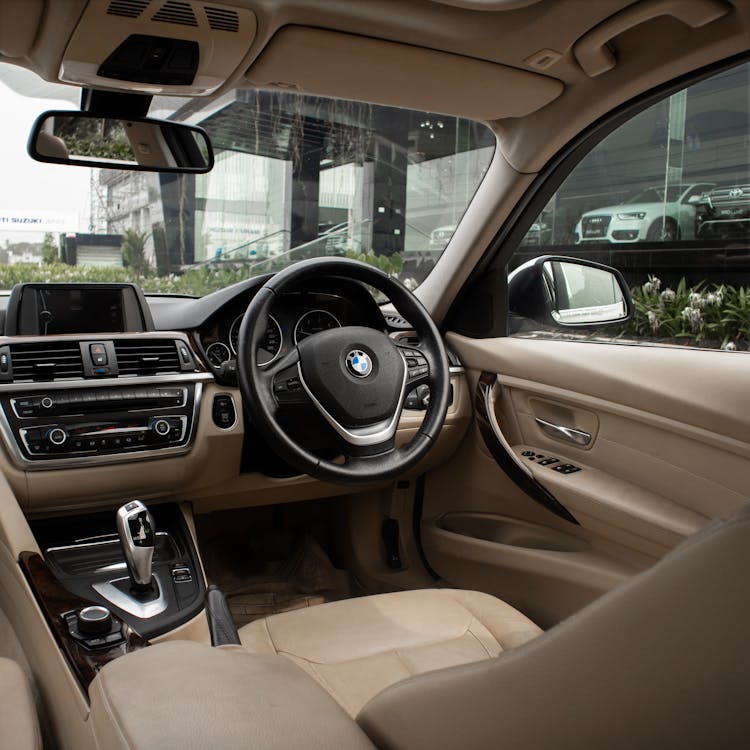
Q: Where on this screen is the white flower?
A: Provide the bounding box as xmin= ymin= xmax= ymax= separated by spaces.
xmin=643 ymin=277 xmax=662 ymax=295
xmin=647 ymin=310 xmax=660 ymax=333
xmin=722 ymin=341 xmax=737 ymax=351
xmin=688 ymin=292 xmax=706 ymax=308
xmin=681 ymin=306 xmax=702 ymax=332
xmin=706 ymin=291 xmax=723 ymax=307
xmin=660 ymin=288 xmax=676 ymax=302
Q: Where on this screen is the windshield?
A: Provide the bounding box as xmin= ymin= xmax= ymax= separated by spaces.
xmin=0 ymin=64 xmax=494 ymax=296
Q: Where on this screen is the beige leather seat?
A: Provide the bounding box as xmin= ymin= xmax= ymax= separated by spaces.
xmin=238 ymin=588 xmax=541 ymax=716
xmin=0 ymin=658 xmax=41 ymax=750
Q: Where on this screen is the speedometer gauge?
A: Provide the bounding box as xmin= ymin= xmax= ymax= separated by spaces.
xmin=294 ymin=309 xmax=341 ymax=343
xmin=230 ymin=314 xmax=283 ymax=365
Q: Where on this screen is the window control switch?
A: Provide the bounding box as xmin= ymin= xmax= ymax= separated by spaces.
xmin=538 ymin=457 xmax=559 ymax=466
xmin=553 ymin=463 xmax=582 ymax=474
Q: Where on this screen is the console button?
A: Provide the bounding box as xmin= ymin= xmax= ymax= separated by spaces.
xmin=46 ymin=427 xmax=68 ymax=446
xmin=212 ymin=396 xmax=236 ymax=429
xmin=90 ymin=343 xmax=108 ymax=366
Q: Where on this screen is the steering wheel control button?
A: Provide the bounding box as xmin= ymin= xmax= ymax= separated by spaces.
xmin=212 ymin=395 xmax=236 ymax=429
xmin=346 ymin=350 xmax=373 ymax=378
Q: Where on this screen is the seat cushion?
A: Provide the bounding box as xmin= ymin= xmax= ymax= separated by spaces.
xmin=238 ymin=588 xmax=541 ymax=717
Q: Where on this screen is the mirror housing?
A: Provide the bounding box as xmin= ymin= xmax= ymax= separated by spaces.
xmin=28 ymin=110 xmax=213 ymax=173
xmin=509 ymin=255 xmax=633 ymax=330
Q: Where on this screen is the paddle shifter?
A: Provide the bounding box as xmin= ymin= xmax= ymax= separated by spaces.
xmin=116 ymin=500 xmax=155 ymax=592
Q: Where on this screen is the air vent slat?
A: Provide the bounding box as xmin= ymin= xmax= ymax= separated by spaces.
xmin=107 ymin=0 xmax=150 ymax=18
xmin=205 ymin=6 xmax=239 ymax=32
xmin=9 ymin=343 xmax=84 ymax=382
xmin=152 ymin=0 xmax=198 ymax=26
xmin=114 ymin=340 xmax=181 ymax=376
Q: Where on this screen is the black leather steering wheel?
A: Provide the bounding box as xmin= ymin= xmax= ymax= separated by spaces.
xmin=237 ymin=257 xmax=450 ymax=484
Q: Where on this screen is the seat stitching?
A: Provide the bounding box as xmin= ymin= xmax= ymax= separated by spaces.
xmin=466 ymin=618 xmax=499 ymax=658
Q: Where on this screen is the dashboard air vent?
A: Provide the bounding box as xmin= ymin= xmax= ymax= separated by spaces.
xmin=152 ymin=0 xmax=198 ymax=26
xmin=114 ymin=340 xmax=182 ymax=375
xmin=205 ymin=6 xmax=239 ymax=32
xmin=107 ymin=0 xmax=151 ymax=18
xmin=9 ymin=343 xmax=84 ymax=381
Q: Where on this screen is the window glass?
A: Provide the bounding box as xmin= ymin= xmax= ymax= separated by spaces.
xmin=0 ymin=65 xmax=494 ymax=296
xmin=511 ymin=62 xmax=750 ymax=351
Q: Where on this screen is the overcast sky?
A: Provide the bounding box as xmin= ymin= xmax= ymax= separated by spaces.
xmin=0 ymin=64 xmax=91 ymax=231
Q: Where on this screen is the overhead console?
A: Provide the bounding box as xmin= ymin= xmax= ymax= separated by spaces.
xmin=0 ymin=283 xmax=211 ymax=470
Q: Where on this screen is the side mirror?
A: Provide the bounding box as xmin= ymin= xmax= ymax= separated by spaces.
xmin=509 ymin=255 xmax=633 ymax=329
xmin=686 ymin=194 xmax=706 ymax=205
xmin=28 ymin=111 xmax=213 ymax=173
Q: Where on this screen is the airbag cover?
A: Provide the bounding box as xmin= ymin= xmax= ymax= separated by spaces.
xmin=299 ymin=327 xmax=404 ymax=427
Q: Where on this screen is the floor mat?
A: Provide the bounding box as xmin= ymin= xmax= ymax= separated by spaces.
xmin=201 ymin=532 xmax=359 ymax=628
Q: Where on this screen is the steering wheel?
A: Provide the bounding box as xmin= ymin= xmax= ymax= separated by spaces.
xmin=237 ymin=257 xmax=450 ymax=484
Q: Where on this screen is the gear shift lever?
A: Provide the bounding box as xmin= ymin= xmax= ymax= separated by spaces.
xmin=116 ymin=500 xmax=155 ymax=592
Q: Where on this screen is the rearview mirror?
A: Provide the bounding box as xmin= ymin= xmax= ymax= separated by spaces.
xmin=28 ymin=111 xmax=213 ymax=173
xmin=509 ymin=255 xmax=633 ymax=329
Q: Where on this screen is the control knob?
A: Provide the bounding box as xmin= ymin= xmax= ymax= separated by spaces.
xmin=45 ymin=426 xmax=68 ymax=446
xmin=77 ymin=606 xmax=113 ymax=636
xmin=150 ymin=418 xmax=171 ymax=437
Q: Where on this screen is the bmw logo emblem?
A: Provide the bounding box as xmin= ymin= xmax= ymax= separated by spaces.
xmin=346 ymin=350 xmax=372 ymax=378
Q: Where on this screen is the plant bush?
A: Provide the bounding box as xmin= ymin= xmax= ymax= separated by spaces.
xmin=622 ymin=276 xmax=750 ymax=350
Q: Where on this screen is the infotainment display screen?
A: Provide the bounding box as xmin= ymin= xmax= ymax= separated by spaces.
xmin=5 ymin=283 xmax=150 ymax=335
xmin=37 ymin=287 xmax=125 ymax=335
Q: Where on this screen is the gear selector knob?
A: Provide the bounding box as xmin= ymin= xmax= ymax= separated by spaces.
xmin=116 ymin=500 xmax=155 ymax=590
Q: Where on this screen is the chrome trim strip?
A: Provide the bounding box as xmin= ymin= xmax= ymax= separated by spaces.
xmin=46 ymin=531 xmax=171 ymax=555
xmin=535 ymin=417 xmax=592 ymax=446
xmin=297 ymin=359 xmax=409 ymax=447
xmin=92 ymin=574 xmax=168 ymax=619
xmin=0 ymin=383 xmax=204 ymax=471
xmin=0 ymin=372 xmax=212 ymax=393
xmin=449 ymin=365 xmax=465 ymax=374
xmin=483 ymin=379 xmax=534 ymax=481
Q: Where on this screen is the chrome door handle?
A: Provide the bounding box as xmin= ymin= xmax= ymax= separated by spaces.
xmin=535 ymin=418 xmax=592 ymax=446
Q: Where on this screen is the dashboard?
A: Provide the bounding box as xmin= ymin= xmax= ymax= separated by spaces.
xmin=192 ymin=279 xmax=390 ymax=374
xmin=0 ymin=276 xmax=467 ymax=513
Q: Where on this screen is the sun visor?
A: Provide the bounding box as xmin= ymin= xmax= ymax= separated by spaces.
xmin=244 ymin=26 xmax=564 ymax=121
xmin=59 ymin=0 xmax=256 ymax=95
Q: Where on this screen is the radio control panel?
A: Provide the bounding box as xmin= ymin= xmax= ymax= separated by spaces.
xmin=0 ymin=382 xmax=199 ymax=465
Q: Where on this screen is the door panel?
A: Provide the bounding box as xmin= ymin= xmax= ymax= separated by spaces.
xmin=420 ymin=334 xmax=750 ymax=627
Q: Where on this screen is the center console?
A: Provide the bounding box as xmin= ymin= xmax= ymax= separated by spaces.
xmin=30 ymin=503 xmax=205 ymax=640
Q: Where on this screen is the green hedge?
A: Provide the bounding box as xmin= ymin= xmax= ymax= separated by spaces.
xmin=624 ymin=276 xmax=750 ymax=350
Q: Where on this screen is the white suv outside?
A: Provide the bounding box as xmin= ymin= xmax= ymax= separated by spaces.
xmin=574 ymin=183 xmax=714 ymax=243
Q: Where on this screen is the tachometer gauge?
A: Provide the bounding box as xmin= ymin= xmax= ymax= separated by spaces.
xmin=230 ymin=314 xmax=283 ymax=365
xmin=205 ymin=342 xmax=231 ymax=368
xmin=294 ymin=309 xmax=341 ymax=343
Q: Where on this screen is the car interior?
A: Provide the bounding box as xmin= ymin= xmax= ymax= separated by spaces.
xmin=0 ymin=0 xmax=748 ymax=748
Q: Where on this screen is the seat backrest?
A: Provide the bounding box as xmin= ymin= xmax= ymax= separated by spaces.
xmin=358 ymin=504 xmax=750 ymax=750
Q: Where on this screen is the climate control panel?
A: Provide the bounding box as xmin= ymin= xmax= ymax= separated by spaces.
xmin=0 ymin=382 xmax=200 ymax=465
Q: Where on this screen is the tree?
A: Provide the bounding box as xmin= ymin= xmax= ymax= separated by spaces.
xmin=121 ymin=229 xmax=149 ymax=277
xmin=41 ymin=233 xmax=57 ymax=264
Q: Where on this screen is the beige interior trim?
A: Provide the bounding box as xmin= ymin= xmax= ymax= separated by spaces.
xmin=0 ymin=657 xmax=41 ymax=750
xmin=0 ymin=0 xmax=43 ymax=58
xmin=244 ymin=26 xmax=564 ymax=120
xmin=574 ymin=0 xmax=731 ymax=76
